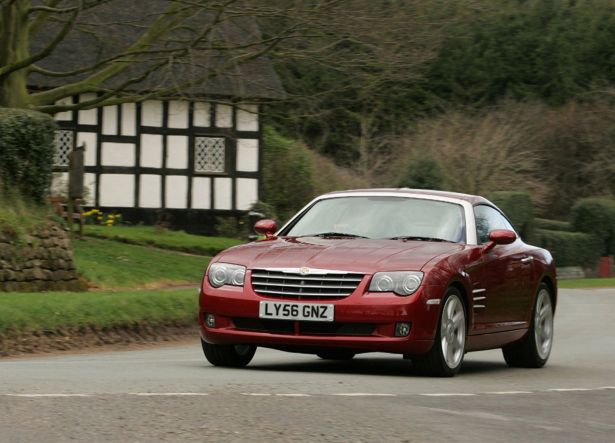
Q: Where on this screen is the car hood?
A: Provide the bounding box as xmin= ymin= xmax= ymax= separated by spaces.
xmin=215 ymin=236 xmax=464 ymax=273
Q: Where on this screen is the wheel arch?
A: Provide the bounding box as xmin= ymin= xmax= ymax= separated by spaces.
xmin=539 ymin=275 xmax=557 ymax=312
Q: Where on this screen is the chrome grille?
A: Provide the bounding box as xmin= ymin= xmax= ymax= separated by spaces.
xmin=251 ymin=269 xmax=364 ymax=298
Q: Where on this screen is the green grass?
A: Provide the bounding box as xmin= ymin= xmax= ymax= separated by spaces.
xmin=558 ymin=278 xmax=615 ymax=289
xmin=84 ymin=225 xmax=242 ymax=255
xmin=0 ymin=289 xmax=197 ymax=336
xmin=73 ymin=237 xmax=209 ymax=289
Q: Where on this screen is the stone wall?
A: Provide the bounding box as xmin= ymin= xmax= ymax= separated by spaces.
xmin=0 ymin=222 xmax=83 ymax=291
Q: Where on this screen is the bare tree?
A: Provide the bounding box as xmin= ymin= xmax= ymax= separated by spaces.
xmin=390 ymin=102 xmax=550 ymax=204
xmin=0 ymin=0 xmax=337 ymax=112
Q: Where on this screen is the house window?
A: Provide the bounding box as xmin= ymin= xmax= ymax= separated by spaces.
xmin=54 ymin=130 xmax=74 ymax=167
xmin=194 ymin=136 xmax=226 ymax=173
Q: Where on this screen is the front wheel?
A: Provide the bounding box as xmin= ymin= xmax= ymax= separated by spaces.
xmin=502 ymin=283 xmax=554 ymax=368
xmin=413 ymin=288 xmax=467 ymax=377
xmin=201 ymin=340 xmax=256 ymax=367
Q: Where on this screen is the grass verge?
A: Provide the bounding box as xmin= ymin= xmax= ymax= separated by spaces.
xmin=558 ymin=278 xmax=615 ymax=289
xmin=84 ymin=225 xmax=242 ymax=255
xmin=73 ymin=237 xmax=209 ymax=289
xmin=0 ymin=289 xmax=197 ymax=337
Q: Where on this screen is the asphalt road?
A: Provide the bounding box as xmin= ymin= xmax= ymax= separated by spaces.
xmin=1 ymin=288 xmax=614 ymax=442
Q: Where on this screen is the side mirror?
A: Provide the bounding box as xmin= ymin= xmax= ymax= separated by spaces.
xmin=254 ymin=219 xmax=277 ymax=239
xmin=483 ymin=229 xmax=516 ymax=252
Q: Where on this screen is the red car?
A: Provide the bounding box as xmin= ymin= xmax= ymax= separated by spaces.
xmin=199 ymin=189 xmax=556 ymax=376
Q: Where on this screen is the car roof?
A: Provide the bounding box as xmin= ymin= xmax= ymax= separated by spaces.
xmin=321 ymin=188 xmax=492 ymax=206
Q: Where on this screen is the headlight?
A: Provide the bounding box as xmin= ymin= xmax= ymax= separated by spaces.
xmin=208 ymin=263 xmax=246 ymax=288
xmin=369 ymin=271 xmax=423 ymax=296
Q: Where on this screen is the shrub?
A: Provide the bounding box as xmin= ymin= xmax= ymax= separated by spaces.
xmin=570 ymin=198 xmax=615 ymax=255
xmin=489 ymin=191 xmax=534 ymax=241
xmin=397 ymin=155 xmax=446 ymax=190
xmin=0 ymin=108 xmax=56 ymax=203
xmin=534 ymin=228 xmax=602 ymax=268
xmin=262 ymin=127 xmax=315 ymax=222
xmin=534 ymin=218 xmax=572 ymax=232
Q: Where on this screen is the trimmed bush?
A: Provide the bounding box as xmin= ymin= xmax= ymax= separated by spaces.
xmin=262 ymin=126 xmax=315 ymax=222
xmin=535 ymin=218 xmax=572 ymax=232
xmin=397 ymin=155 xmax=446 ymax=190
xmin=570 ymin=198 xmax=615 ymax=256
xmin=488 ymin=191 xmax=534 ymax=240
xmin=0 ymin=108 xmax=56 ymax=203
xmin=534 ymin=228 xmax=602 ymax=268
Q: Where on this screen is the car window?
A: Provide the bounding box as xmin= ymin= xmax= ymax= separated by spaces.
xmin=283 ymin=196 xmax=466 ymax=242
xmin=474 ymin=205 xmax=515 ymax=244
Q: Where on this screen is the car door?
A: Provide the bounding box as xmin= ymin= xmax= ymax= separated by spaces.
xmin=472 ymin=205 xmax=529 ymax=333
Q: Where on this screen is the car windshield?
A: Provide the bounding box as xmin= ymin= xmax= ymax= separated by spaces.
xmin=283 ymin=196 xmax=466 ymax=243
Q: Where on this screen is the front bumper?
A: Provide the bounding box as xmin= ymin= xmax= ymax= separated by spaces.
xmin=199 ymin=279 xmax=443 ymax=355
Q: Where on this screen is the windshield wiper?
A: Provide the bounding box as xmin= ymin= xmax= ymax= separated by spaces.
xmin=387 ymin=236 xmax=453 ymax=242
xmin=307 ymin=232 xmax=368 ymax=238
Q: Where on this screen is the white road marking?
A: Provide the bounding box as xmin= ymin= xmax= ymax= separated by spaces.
xmin=275 ymin=393 xmax=311 ymax=397
xmin=332 ymin=393 xmax=396 ymax=397
xmin=241 ymin=393 xmax=272 ymax=396
xmin=424 ymin=407 xmax=510 ymax=421
xmin=420 ymin=393 xmax=476 ymax=397
xmin=484 ymin=391 xmax=533 ymax=395
xmin=599 ymin=386 xmax=615 ymax=390
xmin=547 ymin=388 xmax=593 ymax=392
xmin=5 ymin=394 xmax=91 ymax=398
xmin=129 ymin=393 xmax=209 ymax=396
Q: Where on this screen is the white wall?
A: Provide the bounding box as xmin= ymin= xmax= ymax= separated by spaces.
xmin=193 ymin=102 xmax=211 ymax=127
xmin=99 ymin=174 xmax=134 ymax=207
xmin=165 ymin=175 xmax=188 ymax=209
xmin=236 ymin=104 xmax=259 ymax=132
xmin=166 ymin=135 xmax=188 ymax=169
xmin=215 ymin=104 xmax=233 ymax=128
xmin=236 ymin=138 xmax=259 ymax=172
xmin=77 ymin=132 xmax=97 ymax=166
xmin=236 ymin=178 xmax=258 ymax=210
xmin=140 ymin=134 xmax=163 ymax=168
xmin=191 ymin=177 xmax=211 ymax=209
xmin=214 ymin=177 xmax=232 ymax=210
xmin=78 ymin=93 xmax=98 ymax=125
xmin=101 ymin=142 xmax=135 ymax=167
xmin=141 ymin=100 xmax=163 ymax=127
xmin=139 ymin=175 xmax=161 ymax=208
xmin=168 ymin=100 xmax=189 ymax=128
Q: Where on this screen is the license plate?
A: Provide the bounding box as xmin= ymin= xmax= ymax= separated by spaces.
xmin=259 ymin=301 xmax=334 ymax=322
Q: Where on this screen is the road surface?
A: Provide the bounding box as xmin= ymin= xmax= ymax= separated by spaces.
xmin=1 ymin=288 xmax=614 ymax=442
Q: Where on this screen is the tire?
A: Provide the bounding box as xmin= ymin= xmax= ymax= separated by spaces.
xmin=201 ymin=339 xmax=256 ymax=367
xmin=413 ymin=288 xmax=467 ymax=377
xmin=316 ymin=350 xmax=356 ymax=360
xmin=502 ymin=283 xmax=554 ymax=368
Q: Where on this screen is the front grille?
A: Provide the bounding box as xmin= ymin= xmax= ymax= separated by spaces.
xmin=232 ymin=318 xmax=375 ymax=336
xmin=251 ymin=269 xmax=364 ymax=299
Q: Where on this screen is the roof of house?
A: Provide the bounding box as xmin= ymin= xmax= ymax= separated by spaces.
xmin=28 ymin=1 xmax=285 ymax=100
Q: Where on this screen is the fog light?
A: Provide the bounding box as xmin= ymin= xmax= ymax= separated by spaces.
xmin=205 ymin=313 xmax=216 ymax=328
xmin=395 ymin=322 xmax=411 ymax=337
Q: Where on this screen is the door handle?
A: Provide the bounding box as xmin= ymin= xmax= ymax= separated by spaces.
xmin=520 ymin=256 xmax=534 ymax=264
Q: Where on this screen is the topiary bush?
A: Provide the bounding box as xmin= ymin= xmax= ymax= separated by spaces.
xmin=397 ymin=155 xmax=446 ymax=190
xmin=488 ymin=191 xmax=534 ymax=241
xmin=534 ymin=228 xmax=602 ymax=268
xmin=262 ymin=126 xmax=315 ymax=222
xmin=570 ymin=198 xmax=615 ymax=256
xmin=535 ymin=218 xmax=572 ymax=232
xmin=0 ymin=108 xmax=56 ymax=203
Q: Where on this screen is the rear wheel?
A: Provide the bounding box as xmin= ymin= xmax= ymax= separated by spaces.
xmin=413 ymin=288 xmax=466 ymax=377
xmin=201 ymin=340 xmax=256 ymax=367
xmin=316 ymin=350 xmax=355 ymax=360
xmin=502 ymin=283 xmax=553 ymax=368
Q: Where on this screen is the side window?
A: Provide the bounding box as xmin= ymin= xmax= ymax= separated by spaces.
xmin=474 ymin=205 xmax=515 ymax=244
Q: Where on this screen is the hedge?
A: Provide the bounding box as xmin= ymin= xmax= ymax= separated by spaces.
xmin=534 ymin=228 xmax=602 ymax=268
xmin=0 ymin=108 xmax=56 ymax=203
xmin=535 ymin=218 xmax=572 ymax=232
xmin=488 ymin=191 xmax=534 ymax=240
xmin=570 ymin=198 xmax=615 ymax=256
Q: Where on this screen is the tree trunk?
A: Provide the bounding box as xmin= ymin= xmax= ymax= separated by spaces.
xmin=0 ymin=1 xmax=32 ymax=108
